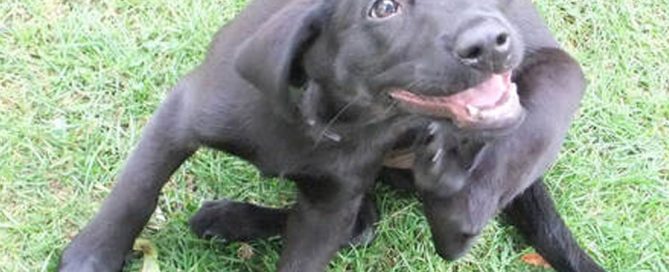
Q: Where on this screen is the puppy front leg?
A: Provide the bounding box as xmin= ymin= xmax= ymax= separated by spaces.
xmin=415 ymin=49 xmax=596 ymax=264
xmin=59 ymin=88 xmax=198 ymax=272
xmin=278 ymin=176 xmax=369 ymax=272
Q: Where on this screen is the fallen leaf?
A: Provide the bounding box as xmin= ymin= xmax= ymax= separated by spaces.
xmin=133 ymin=239 xmax=161 ymax=272
xmin=237 ymin=243 xmax=255 ymax=260
xmin=146 ymin=206 xmax=166 ymax=232
xmin=521 ymin=253 xmax=551 ymax=268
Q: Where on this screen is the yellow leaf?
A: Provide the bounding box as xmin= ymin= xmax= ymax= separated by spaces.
xmin=133 ymin=238 xmax=161 ymax=272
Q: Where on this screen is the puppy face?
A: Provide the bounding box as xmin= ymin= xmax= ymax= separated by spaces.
xmin=307 ymin=0 xmax=526 ymax=132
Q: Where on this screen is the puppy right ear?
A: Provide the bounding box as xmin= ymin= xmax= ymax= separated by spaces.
xmin=234 ymin=1 xmax=331 ymax=120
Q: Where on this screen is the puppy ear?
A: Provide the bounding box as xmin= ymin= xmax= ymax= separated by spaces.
xmin=234 ymin=1 xmax=330 ymax=120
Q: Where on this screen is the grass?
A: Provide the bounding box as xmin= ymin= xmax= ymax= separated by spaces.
xmin=0 ymin=0 xmax=667 ymax=271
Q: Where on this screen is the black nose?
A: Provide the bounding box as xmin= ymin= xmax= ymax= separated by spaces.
xmin=453 ymin=19 xmax=513 ymax=73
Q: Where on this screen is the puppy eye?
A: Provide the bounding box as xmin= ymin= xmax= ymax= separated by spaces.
xmin=369 ymin=0 xmax=401 ymax=19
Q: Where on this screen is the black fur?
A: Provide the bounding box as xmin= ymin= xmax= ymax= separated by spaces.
xmin=59 ymin=0 xmax=605 ymax=271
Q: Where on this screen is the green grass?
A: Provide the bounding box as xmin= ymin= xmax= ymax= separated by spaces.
xmin=1 ymin=0 xmax=668 ymax=271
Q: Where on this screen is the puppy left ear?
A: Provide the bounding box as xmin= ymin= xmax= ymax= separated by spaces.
xmin=234 ymin=1 xmax=330 ymax=120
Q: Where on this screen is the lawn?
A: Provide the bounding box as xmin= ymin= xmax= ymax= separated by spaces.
xmin=1 ymin=0 xmax=668 ymax=271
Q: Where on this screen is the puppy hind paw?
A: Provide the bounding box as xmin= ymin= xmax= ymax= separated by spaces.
xmin=189 ymin=199 xmax=286 ymax=242
xmin=188 ymin=200 xmax=231 ymax=239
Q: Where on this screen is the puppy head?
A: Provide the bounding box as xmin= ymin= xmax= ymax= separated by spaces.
xmin=235 ymin=0 xmax=526 ymax=132
xmin=316 ymin=0 xmax=526 ymax=132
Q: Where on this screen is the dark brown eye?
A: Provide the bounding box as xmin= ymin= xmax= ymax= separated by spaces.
xmin=369 ymin=0 xmax=400 ymax=19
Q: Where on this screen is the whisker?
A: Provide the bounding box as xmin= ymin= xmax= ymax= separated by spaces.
xmin=382 ymin=99 xmax=399 ymax=116
xmin=314 ymin=95 xmax=361 ymax=146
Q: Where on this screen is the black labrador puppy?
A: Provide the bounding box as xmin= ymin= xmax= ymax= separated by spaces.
xmin=60 ymin=0 xmax=605 ymax=271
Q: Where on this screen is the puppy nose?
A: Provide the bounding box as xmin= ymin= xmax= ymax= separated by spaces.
xmin=453 ymin=20 xmax=512 ymax=73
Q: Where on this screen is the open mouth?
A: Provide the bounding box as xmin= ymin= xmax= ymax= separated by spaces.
xmin=389 ymin=71 xmax=524 ymax=130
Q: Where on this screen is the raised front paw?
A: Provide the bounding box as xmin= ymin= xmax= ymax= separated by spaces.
xmin=413 ymin=122 xmax=487 ymax=197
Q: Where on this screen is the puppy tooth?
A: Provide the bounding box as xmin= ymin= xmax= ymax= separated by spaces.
xmin=510 ymin=83 xmax=518 ymax=93
xmin=466 ymin=105 xmax=481 ymax=118
xmin=480 ymin=101 xmax=505 ymax=119
xmin=479 ymin=107 xmax=496 ymax=119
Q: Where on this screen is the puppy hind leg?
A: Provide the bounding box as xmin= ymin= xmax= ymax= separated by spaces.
xmin=189 ymin=200 xmax=288 ymax=242
xmin=188 ymin=196 xmax=379 ymax=247
xmin=503 ymin=178 xmax=605 ymax=272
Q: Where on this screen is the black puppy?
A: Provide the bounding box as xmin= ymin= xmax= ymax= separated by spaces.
xmin=60 ymin=0 xmax=604 ymax=271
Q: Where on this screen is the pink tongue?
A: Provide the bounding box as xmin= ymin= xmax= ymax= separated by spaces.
xmin=450 ymin=73 xmax=511 ymax=108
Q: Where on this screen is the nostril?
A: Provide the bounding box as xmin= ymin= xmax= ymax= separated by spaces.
xmin=494 ymin=32 xmax=510 ymax=51
xmin=466 ymin=46 xmax=482 ymax=59
xmin=459 ymin=46 xmax=483 ymax=60
xmin=496 ymin=33 xmax=508 ymax=46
